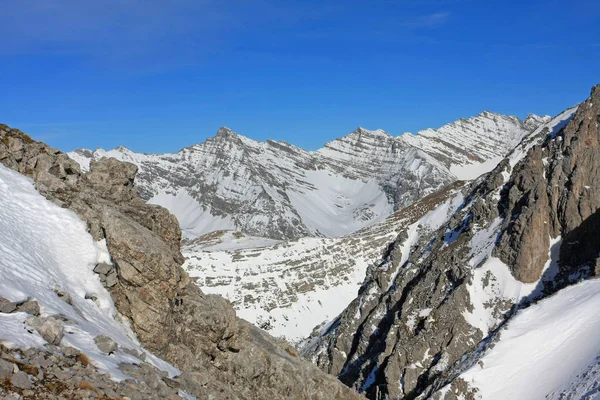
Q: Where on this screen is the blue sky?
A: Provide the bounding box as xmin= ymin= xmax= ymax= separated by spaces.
xmin=1 ymin=0 xmax=599 ymax=153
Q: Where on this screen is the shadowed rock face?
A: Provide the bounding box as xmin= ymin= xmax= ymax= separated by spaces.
xmin=304 ymin=85 xmax=600 ymax=399
xmin=495 ymin=85 xmax=600 ymax=283
xmin=0 ymin=124 xmax=362 ymax=399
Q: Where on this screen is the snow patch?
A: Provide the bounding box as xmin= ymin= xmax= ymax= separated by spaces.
xmin=450 ymin=156 xmax=503 ymax=180
xmin=149 ymin=190 xmax=235 ymax=239
xmin=460 ymin=279 xmax=600 ymax=399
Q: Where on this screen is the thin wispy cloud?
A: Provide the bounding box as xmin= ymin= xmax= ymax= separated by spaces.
xmin=0 ymin=0 xmax=246 ymax=65
xmin=400 ymin=12 xmax=451 ymax=29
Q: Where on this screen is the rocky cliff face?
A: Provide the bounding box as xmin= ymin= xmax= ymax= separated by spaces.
xmin=0 ymin=125 xmax=361 ymax=399
xmin=303 ymin=87 xmax=599 ymax=399
xmin=69 ymin=113 xmax=545 ymax=241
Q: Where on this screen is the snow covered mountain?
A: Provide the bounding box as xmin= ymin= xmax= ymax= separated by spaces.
xmin=302 ymin=85 xmax=600 ymax=399
xmin=69 ymin=112 xmax=548 ymax=241
xmin=183 ymin=181 xmax=465 ymax=343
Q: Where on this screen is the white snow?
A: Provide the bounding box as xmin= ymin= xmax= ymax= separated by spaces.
xmin=184 ymin=235 xmax=373 ymax=343
xmin=508 ymin=106 xmax=578 ymax=168
xmin=387 ymin=191 xmax=465 ymax=290
xmin=287 ymin=170 xmax=393 ymax=237
xmin=148 ymin=190 xmax=235 ymax=239
xmin=459 ymin=279 xmax=600 ymax=399
xmin=463 ymin=216 xmax=563 ymax=336
xmin=0 ymin=164 xmax=179 ymax=380
xmin=450 ymin=156 xmax=503 ymax=180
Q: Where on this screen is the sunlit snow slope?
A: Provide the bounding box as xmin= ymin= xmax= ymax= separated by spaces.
xmin=0 ymin=164 xmax=178 ymax=380
xmin=457 ymin=279 xmax=600 ymax=400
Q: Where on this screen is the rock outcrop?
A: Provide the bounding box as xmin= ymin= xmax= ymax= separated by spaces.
xmin=495 ymin=86 xmax=600 ymax=285
xmin=304 ymin=85 xmax=600 ymax=399
xmin=0 ymin=124 xmax=361 ymax=399
xmin=0 ymin=343 xmax=195 ymax=399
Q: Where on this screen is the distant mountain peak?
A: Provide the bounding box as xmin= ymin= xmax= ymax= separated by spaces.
xmin=524 ymin=113 xmax=552 ymax=131
xmin=215 ymin=126 xmax=236 ymax=138
xmin=355 ymin=127 xmax=390 ymax=137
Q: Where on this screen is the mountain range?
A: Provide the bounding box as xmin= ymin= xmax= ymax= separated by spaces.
xmin=69 ymin=112 xmax=550 ymax=241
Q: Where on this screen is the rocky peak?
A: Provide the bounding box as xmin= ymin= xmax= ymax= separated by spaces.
xmin=524 ymin=113 xmax=552 ymax=131
xmin=356 ymin=127 xmax=390 ymax=136
xmin=342 ymin=127 xmax=393 ymax=143
xmin=215 ymin=125 xmax=236 ymax=139
xmin=67 ymin=110 xmax=539 ymax=241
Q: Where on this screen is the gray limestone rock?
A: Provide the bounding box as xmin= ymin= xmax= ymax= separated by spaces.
xmin=29 ymin=317 xmax=64 ymax=346
xmin=0 ymin=358 xmax=13 ymax=378
xmin=94 ymin=335 xmax=118 ymax=354
xmin=304 ymin=85 xmax=600 ymax=399
xmin=0 ymin=123 xmax=363 ymax=399
xmin=104 ymin=271 xmax=118 ymax=288
xmin=11 ymin=371 xmax=32 ymax=389
xmin=93 ymin=263 xmax=113 ymax=275
xmin=0 ymin=297 xmax=17 ymax=313
xmin=17 ymin=299 xmax=40 ymax=316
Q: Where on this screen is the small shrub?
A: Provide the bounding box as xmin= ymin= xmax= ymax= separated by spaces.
xmin=76 ymin=353 xmax=90 ymax=366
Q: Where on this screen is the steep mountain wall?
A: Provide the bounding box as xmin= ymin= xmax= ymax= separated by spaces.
xmin=304 ymin=87 xmax=599 ymax=399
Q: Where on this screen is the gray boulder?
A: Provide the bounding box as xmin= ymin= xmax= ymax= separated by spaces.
xmin=17 ymin=299 xmax=40 ymax=316
xmin=27 ymin=316 xmax=64 ymax=345
xmin=0 ymin=297 xmax=16 ymax=313
xmin=94 ymin=335 xmax=118 ymax=354
xmin=0 ymin=358 xmax=13 ymax=378
xmin=93 ymin=263 xmax=113 ymax=275
xmin=11 ymin=371 xmax=32 ymax=389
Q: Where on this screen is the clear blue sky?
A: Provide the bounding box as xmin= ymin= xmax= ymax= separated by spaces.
xmin=1 ymin=0 xmax=598 ymax=153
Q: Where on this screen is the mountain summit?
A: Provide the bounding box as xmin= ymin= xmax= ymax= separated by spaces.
xmin=70 ymin=112 xmax=543 ymax=241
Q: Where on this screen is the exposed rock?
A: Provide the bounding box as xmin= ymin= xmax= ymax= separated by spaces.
xmin=93 ymin=263 xmax=113 ymax=275
xmin=0 ymin=358 xmax=13 ymax=378
xmin=104 ymin=271 xmax=118 ymax=288
xmin=304 ymin=85 xmax=600 ymax=399
xmin=94 ymin=335 xmax=118 ymax=354
xmin=28 ymin=317 xmax=64 ymax=346
xmin=17 ymin=299 xmax=40 ymax=316
xmin=0 ymin=297 xmax=17 ymax=313
xmin=0 ymin=124 xmax=362 ymax=398
xmin=11 ymin=371 xmax=32 ymax=389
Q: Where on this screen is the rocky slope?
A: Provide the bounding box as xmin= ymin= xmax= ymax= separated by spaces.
xmin=69 ymin=113 xmax=548 ymax=240
xmin=183 ymin=181 xmax=466 ymax=344
xmin=303 ymin=85 xmax=600 ymax=399
xmin=0 ymin=125 xmax=361 ymax=399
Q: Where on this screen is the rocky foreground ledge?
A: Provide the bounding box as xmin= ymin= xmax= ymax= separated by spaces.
xmin=0 ymin=125 xmax=362 ymax=399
